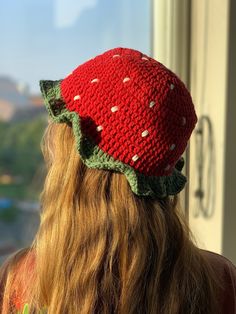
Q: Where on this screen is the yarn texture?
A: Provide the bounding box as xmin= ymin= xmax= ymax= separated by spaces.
xmin=40 ymin=47 xmax=197 ymax=198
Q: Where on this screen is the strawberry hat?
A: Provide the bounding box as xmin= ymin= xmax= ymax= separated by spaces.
xmin=40 ymin=47 xmax=197 ymax=198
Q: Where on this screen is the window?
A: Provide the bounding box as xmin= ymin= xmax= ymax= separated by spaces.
xmin=0 ymin=0 xmax=151 ymax=263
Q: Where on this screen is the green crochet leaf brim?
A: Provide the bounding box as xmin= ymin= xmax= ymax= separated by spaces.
xmin=39 ymin=80 xmax=187 ymax=198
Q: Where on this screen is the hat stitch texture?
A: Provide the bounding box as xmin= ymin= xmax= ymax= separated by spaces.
xmin=39 ymin=47 xmax=197 ymax=198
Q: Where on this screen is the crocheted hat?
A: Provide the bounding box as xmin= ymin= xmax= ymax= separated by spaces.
xmin=39 ymin=47 xmax=197 ymax=198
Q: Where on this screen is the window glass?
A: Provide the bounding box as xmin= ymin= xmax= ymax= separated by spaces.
xmin=0 ymin=0 xmax=151 ymax=263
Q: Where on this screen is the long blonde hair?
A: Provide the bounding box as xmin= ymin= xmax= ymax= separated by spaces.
xmin=1 ymin=122 xmax=220 ymax=313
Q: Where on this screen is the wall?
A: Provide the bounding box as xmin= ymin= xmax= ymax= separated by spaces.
xmin=153 ymin=0 xmax=236 ymax=263
xmin=189 ymin=0 xmax=232 ymax=253
xmin=222 ymin=0 xmax=236 ymax=263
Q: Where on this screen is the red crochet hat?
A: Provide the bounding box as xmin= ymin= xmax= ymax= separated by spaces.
xmin=40 ymin=47 xmax=197 ymax=198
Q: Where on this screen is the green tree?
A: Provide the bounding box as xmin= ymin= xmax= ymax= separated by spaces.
xmin=0 ymin=115 xmax=47 ymax=199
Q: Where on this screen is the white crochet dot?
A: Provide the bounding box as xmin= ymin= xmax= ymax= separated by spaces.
xmin=132 ymin=155 xmax=139 ymax=162
xmin=170 ymin=144 xmax=176 ymax=150
xmin=182 ymin=116 xmax=187 ymax=125
xmin=111 ymin=106 xmax=119 ymax=113
xmin=96 ymin=125 xmax=103 ymax=132
xmin=73 ymin=95 xmax=81 ymax=101
xmin=91 ymin=78 xmax=99 ymax=83
xmin=123 ymin=77 xmax=130 ymax=83
xmin=113 ymin=54 xmax=120 ymax=58
xmin=141 ymin=130 xmax=149 ymax=137
xmin=149 ymin=101 xmax=155 ymax=108
xmin=170 ymin=83 xmax=175 ymax=90
xmin=142 ymin=56 xmax=149 ymax=60
xmin=164 ymin=164 xmax=171 ymax=171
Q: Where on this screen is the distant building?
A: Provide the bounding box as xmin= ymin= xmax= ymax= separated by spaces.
xmin=0 ymin=99 xmax=15 ymax=121
xmin=0 ymin=76 xmax=46 ymax=122
xmin=11 ymin=106 xmax=46 ymax=122
xmin=30 ymin=95 xmax=44 ymax=107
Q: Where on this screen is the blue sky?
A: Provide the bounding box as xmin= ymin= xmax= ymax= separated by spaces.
xmin=0 ymin=0 xmax=151 ymax=94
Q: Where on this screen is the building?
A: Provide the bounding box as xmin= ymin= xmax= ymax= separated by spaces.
xmin=0 ymin=76 xmax=45 ymax=122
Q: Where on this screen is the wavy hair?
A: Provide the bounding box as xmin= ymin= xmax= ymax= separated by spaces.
xmin=0 ymin=122 xmax=220 ymax=313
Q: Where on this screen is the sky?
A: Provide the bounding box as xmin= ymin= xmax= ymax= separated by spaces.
xmin=0 ymin=0 xmax=151 ymax=94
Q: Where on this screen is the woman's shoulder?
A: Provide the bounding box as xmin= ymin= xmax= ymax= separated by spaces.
xmin=201 ymin=249 xmax=236 ymax=287
xmin=0 ymin=247 xmax=35 ymax=281
xmin=201 ymin=249 xmax=236 ymax=314
xmin=201 ymin=249 xmax=236 ymax=273
xmin=0 ymin=248 xmax=35 ymax=312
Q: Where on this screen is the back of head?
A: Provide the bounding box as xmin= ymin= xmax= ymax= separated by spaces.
xmin=1 ymin=48 xmax=220 ymax=314
xmin=29 ymin=122 xmax=217 ymax=313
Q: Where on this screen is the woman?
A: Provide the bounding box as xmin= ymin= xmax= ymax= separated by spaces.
xmin=0 ymin=47 xmax=235 ymax=313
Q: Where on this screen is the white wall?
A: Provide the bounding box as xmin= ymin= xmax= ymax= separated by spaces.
xmin=153 ymin=0 xmax=236 ymax=263
xmin=189 ymin=0 xmax=234 ymax=260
